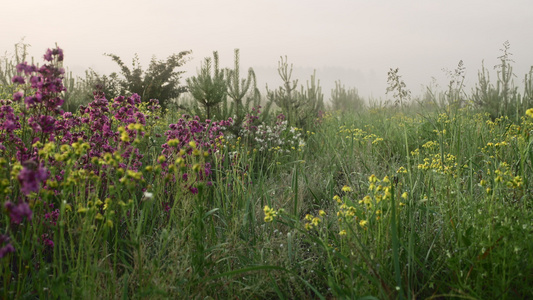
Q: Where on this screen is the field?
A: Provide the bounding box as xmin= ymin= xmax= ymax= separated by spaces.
xmin=0 ymin=46 xmax=532 ymax=299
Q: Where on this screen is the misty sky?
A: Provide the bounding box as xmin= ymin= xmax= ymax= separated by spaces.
xmin=2 ymin=0 xmax=533 ymax=100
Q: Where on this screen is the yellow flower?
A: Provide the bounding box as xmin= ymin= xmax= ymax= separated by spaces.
xmin=368 ymin=174 xmax=377 ymax=183
xmin=319 ymin=210 xmax=326 ymax=216
xmin=342 ymin=185 xmax=352 ymax=192
xmin=359 ymin=220 xmax=368 ymax=227
xmin=106 ymin=220 xmax=113 ymax=228
xmin=339 ymin=230 xmax=347 ymax=236
xmin=526 ymin=108 xmax=533 ymax=118
xmin=304 ymin=223 xmax=313 ymax=231
xmin=333 ymin=195 xmax=342 ymax=203
xmin=263 ymin=205 xmax=278 ymax=222
xmin=167 ymin=139 xmax=180 ymax=147
xmin=401 ymin=192 xmax=408 ymax=199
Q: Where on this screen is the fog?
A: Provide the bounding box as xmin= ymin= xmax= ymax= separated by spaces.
xmin=2 ymin=0 xmax=533 ymax=101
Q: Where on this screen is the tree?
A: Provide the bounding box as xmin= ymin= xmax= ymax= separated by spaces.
xmin=105 ymin=50 xmax=191 ymax=111
xmin=186 ymin=52 xmax=227 ymax=120
xmin=226 ymin=49 xmax=266 ymax=128
xmin=267 ymin=56 xmax=324 ymax=130
xmin=330 ymin=80 xmax=364 ymax=111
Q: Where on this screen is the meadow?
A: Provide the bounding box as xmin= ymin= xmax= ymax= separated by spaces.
xmin=0 ymin=45 xmax=532 ymax=299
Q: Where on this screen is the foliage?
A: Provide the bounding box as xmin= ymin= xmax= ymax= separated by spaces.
xmin=226 ymin=49 xmax=270 ymax=129
xmin=1 ymin=44 xmax=533 ymax=299
xmin=186 ymin=51 xmax=227 ymax=120
xmin=267 ymin=56 xmax=324 ymax=130
xmin=330 ymin=80 xmax=364 ymax=111
xmin=106 ymin=51 xmax=191 ymax=112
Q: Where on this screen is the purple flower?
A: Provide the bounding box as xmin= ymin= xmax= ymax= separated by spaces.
xmin=12 ymin=76 xmax=25 ymax=84
xmin=43 ymin=49 xmax=53 ymax=61
xmin=189 ymin=186 xmax=198 ymax=194
xmin=13 ymin=91 xmax=23 ymax=101
xmin=17 ymin=163 xmax=49 ymax=195
xmin=0 ymin=234 xmax=15 ymax=258
xmin=0 ymin=243 xmax=15 ymax=258
xmin=4 ymin=202 xmax=33 ymax=224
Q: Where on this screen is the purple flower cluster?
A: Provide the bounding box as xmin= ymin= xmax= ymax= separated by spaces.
xmin=162 ymin=115 xmax=232 ymax=161
xmin=0 ymin=235 xmax=15 ymax=258
xmin=18 ymin=162 xmax=49 ymax=195
xmin=4 ymin=201 xmax=32 ymax=224
xmin=0 ymin=47 xmax=160 ymax=258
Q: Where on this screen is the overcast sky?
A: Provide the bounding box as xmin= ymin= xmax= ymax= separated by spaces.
xmin=2 ymin=0 xmax=532 ymax=100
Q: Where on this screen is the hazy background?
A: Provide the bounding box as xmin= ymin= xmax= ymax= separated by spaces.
xmin=2 ymin=0 xmax=532 ymax=101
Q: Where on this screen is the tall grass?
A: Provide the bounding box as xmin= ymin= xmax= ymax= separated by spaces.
xmin=1 ymin=45 xmax=532 ymax=299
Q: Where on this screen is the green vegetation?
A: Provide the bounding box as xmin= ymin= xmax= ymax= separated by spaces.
xmin=0 ymin=42 xmax=532 ymax=299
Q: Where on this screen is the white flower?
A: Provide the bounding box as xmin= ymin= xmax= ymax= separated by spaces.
xmin=143 ymin=191 xmax=153 ymax=199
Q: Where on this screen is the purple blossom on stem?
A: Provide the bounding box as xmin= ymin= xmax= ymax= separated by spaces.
xmin=12 ymin=76 xmax=25 ymax=84
xmin=17 ymin=163 xmax=49 ymax=195
xmin=0 ymin=235 xmax=15 ymax=258
xmin=13 ymin=91 xmax=23 ymax=102
xmin=4 ymin=202 xmax=33 ymax=224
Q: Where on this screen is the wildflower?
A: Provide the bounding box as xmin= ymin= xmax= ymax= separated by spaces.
xmin=106 ymin=220 xmax=113 ymax=228
xmin=264 ymin=205 xmax=278 ymax=222
xmin=319 ymin=210 xmax=326 ymax=216
xmin=17 ymin=162 xmax=49 ymax=195
xmin=401 ymin=192 xmax=408 ymax=199
xmin=526 ymin=108 xmax=533 ymax=118
xmin=396 ymin=166 xmax=407 ymax=174
xmin=339 ymin=230 xmax=347 ymax=236
xmin=333 ymin=195 xmax=342 ymax=203
xmin=342 ymin=185 xmax=352 ymax=192
xmin=143 ymin=191 xmax=153 ymax=199
xmin=304 ymin=223 xmax=313 ymax=231
xmin=359 ymin=220 xmax=368 ymax=227
xmin=368 ymin=174 xmax=378 ymax=183
xmin=4 ymin=202 xmax=33 ymax=224
xmin=0 ymin=235 xmax=15 ymax=258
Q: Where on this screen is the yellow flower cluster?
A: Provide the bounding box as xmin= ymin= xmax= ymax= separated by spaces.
xmin=417 ymin=153 xmax=458 ymax=176
xmin=263 ymin=205 xmax=278 ymax=222
xmin=526 ymin=108 xmax=533 ymax=118
xmin=304 ymin=211 xmax=325 ymax=231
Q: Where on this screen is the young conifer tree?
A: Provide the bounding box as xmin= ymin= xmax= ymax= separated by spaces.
xmin=186 ymin=52 xmax=227 ymax=120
